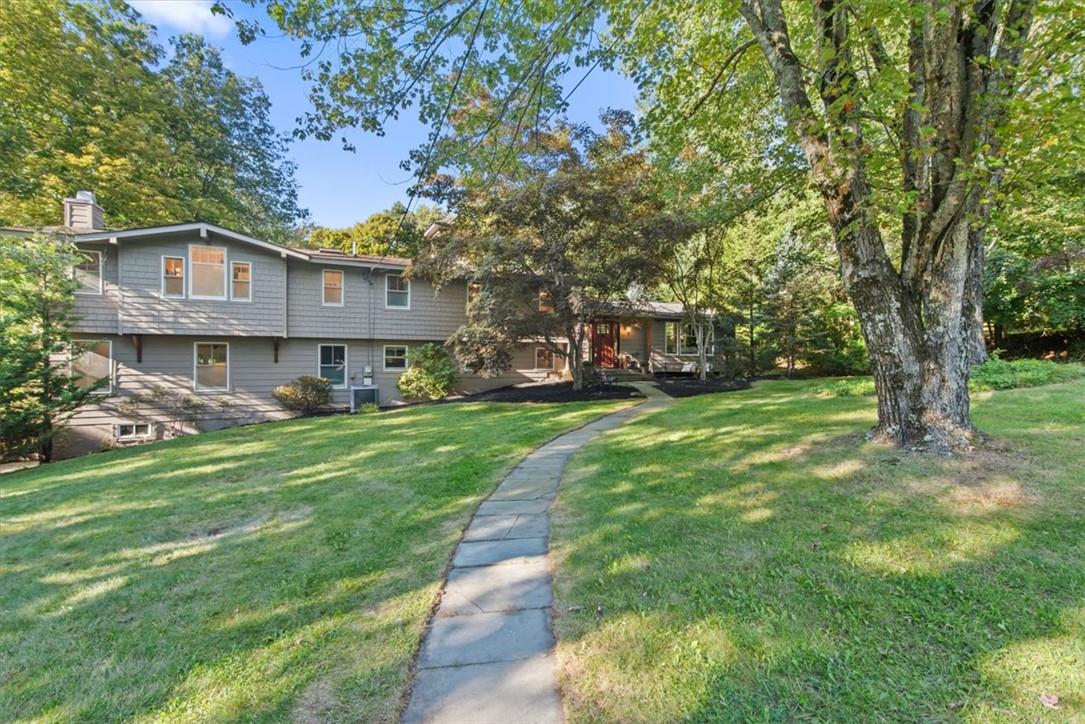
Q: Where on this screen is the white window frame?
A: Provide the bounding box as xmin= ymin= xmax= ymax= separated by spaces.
xmin=188 ymin=244 xmax=228 ymax=301
xmin=73 ymin=249 xmax=103 ymax=296
xmin=534 ymin=346 xmax=556 ymax=370
xmin=192 ymin=342 xmax=230 ymax=392
xmin=114 ymin=422 xmax=154 ymax=441
xmin=383 ymin=345 xmax=409 ymax=371
xmin=70 ymin=339 xmax=113 ymax=395
xmin=664 ymin=321 xmax=707 ymax=356
xmin=466 ymin=282 xmax=481 ymax=311
xmin=322 ymin=269 xmax=344 ymax=307
xmin=161 ymin=255 xmax=185 ymax=299
xmin=231 ymin=261 xmax=252 ymax=302
xmin=385 ymin=273 xmax=411 ymax=310
xmin=317 ymin=343 xmax=349 ymax=389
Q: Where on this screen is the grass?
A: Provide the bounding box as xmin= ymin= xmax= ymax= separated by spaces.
xmin=814 ymin=358 xmax=1085 ymax=397
xmin=0 ymin=400 xmax=630 ymax=723
xmin=552 ymin=379 xmax=1085 ymax=722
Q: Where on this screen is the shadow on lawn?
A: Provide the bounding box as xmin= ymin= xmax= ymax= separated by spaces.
xmin=553 ymin=382 xmax=1085 ymax=721
xmin=1 ymin=402 xmax=613 ymax=722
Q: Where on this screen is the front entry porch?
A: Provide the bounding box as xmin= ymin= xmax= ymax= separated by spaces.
xmin=589 ymin=318 xmax=652 ymax=372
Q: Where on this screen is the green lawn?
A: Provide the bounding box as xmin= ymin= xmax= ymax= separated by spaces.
xmin=552 ymin=380 xmax=1085 ymax=722
xmin=0 ymin=400 xmax=629 ymax=723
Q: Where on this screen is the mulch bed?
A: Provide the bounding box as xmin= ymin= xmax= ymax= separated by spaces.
xmin=454 ymin=381 xmax=644 ymax=404
xmin=652 ymin=375 xmax=751 ymax=398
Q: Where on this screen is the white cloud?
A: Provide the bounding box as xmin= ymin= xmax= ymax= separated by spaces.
xmin=129 ymin=1 xmax=233 ymax=39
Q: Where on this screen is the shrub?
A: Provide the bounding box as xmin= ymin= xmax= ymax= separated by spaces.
xmin=273 ymin=375 xmax=331 ymax=415
xmin=357 ymin=402 xmax=379 ymax=414
xmin=970 ymin=356 xmax=1085 ymax=391
xmin=814 ymin=358 xmax=1085 ymax=397
xmin=397 ymin=343 xmax=457 ymax=400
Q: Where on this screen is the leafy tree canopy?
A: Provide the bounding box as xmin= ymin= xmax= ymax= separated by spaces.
xmin=0 ymin=1 xmax=306 ymax=241
xmin=420 ymin=112 xmax=695 ymax=389
xmin=303 ymin=202 xmax=443 ymax=257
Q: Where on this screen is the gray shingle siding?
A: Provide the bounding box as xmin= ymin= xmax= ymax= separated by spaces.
xmin=58 ymin=333 xmax=552 ymax=458
xmin=285 ymin=262 xmax=469 ymax=340
xmin=108 ymin=234 xmax=287 ymax=337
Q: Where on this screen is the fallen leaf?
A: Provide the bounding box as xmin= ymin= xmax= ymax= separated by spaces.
xmin=1040 ymin=694 xmax=1060 ymax=710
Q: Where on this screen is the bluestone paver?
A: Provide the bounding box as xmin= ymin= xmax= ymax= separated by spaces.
xmin=476 ymin=499 xmax=551 ymax=516
xmin=403 ymin=657 xmax=562 ymax=724
xmin=453 ymin=537 xmax=547 ymax=567
xmin=438 ymin=560 xmax=552 ymax=616
xmin=418 ymin=609 xmax=553 ymax=668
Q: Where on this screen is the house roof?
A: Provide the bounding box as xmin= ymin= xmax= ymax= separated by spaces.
xmin=597 ymin=300 xmax=690 ymax=320
xmin=1 ymin=221 xmax=412 ymax=271
xmin=304 ymin=247 xmax=411 ymax=269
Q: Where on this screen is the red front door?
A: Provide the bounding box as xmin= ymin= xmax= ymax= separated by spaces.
xmin=592 ymin=321 xmax=617 ymax=368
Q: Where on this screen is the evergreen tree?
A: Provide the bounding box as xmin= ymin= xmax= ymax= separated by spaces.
xmin=0 ymin=235 xmax=107 ymax=461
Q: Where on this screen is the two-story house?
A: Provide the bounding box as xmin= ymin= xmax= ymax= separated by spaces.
xmin=4 ymin=192 xmax=707 ymax=458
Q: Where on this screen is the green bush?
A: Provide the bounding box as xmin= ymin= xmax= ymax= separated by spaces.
xmin=814 ymin=358 xmax=1085 ymax=397
xmin=970 ymin=356 xmax=1085 ymax=391
xmin=357 ymin=403 xmax=379 ymax=414
xmin=273 ymin=375 xmax=332 ymax=414
xmin=397 ymin=343 xmax=457 ymax=400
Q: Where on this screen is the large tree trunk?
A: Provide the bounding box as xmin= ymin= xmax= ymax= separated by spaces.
xmin=843 ymin=222 xmax=975 ymax=450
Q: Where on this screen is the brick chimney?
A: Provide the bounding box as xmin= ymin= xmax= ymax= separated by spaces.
xmin=63 ymin=190 xmax=105 ymax=231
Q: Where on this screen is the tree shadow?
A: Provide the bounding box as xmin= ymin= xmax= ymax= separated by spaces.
xmin=0 ymin=400 xmax=621 ymax=722
xmin=551 ymin=381 xmax=1085 ymax=721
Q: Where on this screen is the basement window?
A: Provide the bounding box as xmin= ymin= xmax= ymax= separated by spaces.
xmin=115 ymin=423 xmax=154 ymax=441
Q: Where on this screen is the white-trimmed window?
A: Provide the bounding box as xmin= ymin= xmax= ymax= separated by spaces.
xmin=466 ymin=282 xmax=481 ymax=311
xmin=538 ymin=290 xmax=554 ymax=313
xmin=73 ymin=250 xmax=102 ymax=295
xmin=189 ymin=246 xmax=227 ymax=299
xmin=115 ymin=422 xmax=154 ymax=441
xmin=162 ymin=256 xmax=185 ymax=298
xmin=71 ymin=340 xmax=112 ymax=395
xmin=664 ymin=322 xmax=704 ymax=355
xmin=534 ymin=346 xmax=559 ymax=370
xmin=385 ymin=274 xmax=410 ymax=309
xmin=193 ymin=342 xmax=229 ymax=391
xmin=322 ymin=269 xmax=344 ymax=306
xmin=383 ymin=345 xmax=408 ymax=371
xmin=318 ymin=344 xmax=348 ymax=388
xmin=231 ymin=261 xmax=252 ymax=301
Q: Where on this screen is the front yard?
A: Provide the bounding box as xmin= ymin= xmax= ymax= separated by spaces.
xmin=552 ymin=379 xmax=1085 ymax=721
xmin=0 ymin=400 xmax=629 ymax=722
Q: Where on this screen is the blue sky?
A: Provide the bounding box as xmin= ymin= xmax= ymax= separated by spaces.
xmin=129 ymin=1 xmax=639 ymax=228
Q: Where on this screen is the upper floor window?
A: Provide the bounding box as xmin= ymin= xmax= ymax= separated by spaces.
xmin=162 ymin=256 xmax=185 ymax=298
xmin=322 ymin=269 xmax=344 ymax=306
xmin=73 ymin=250 xmax=102 ymax=295
xmin=386 ymin=274 xmax=410 ymax=309
xmin=538 ymin=290 xmax=554 ymax=313
xmin=189 ymin=246 xmax=227 ymax=300
xmin=71 ymin=340 xmax=112 ymax=395
xmin=231 ymin=261 xmax=252 ymax=301
xmin=318 ymin=344 xmax=347 ymax=388
xmin=193 ymin=342 xmax=229 ymax=391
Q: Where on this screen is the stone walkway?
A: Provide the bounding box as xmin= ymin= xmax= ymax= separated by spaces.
xmin=403 ymin=383 xmax=671 ymax=723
